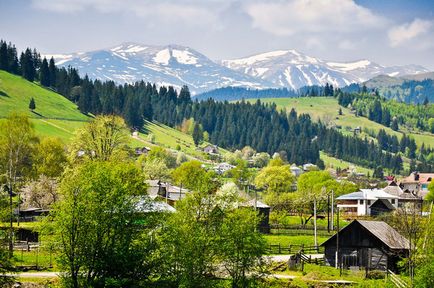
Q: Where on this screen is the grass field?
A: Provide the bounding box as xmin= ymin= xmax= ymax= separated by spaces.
xmin=138 ymin=120 xmax=231 ymax=160
xmin=0 ymin=70 xmax=90 ymax=142
xmin=249 ymin=97 xmax=434 ymax=148
xmin=320 ymin=151 xmax=373 ymax=176
xmin=265 ymin=234 xmax=329 ymax=247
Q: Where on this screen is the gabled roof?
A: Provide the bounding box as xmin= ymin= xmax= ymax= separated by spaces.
xmin=370 ymin=198 xmax=395 ymax=210
xmin=321 ymin=220 xmax=410 ymax=250
xmin=337 ymin=189 xmax=398 ymax=201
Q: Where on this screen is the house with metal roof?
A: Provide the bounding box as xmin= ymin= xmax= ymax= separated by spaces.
xmin=321 ymin=220 xmax=409 ymax=272
xmin=336 ymin=189 xmax=399 ymax=216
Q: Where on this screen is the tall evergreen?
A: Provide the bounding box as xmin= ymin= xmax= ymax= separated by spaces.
xmin=48 ymin=57 xmax=57 ymax=87
xmin=39 ymin=58 xmax=50 ymax=86
xmin=20 ymin=48 xmax=36 ymax=82
xmin=0 ymin=40 xmax=7 ymax=70
xmin=192 ymin=122 xmax=203 ymax=146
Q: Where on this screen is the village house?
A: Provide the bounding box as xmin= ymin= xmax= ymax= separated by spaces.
xmin=383 ymin=180 xmax=422 ymax=208
xmin=336 ymin=189 xmax=399 ymax=216
xmin=399 ymin=172 xmax=433 ymax=199
xmin=135 ymin=146 xmax=151 ymax=156
xmin=290 ymin=165 xmax=303 ymax=177
xmin=146 ymin=180 xmax=190 ymax=206
xmin=213 ymin=162 xmax=235 ymax=174
xmin=202 ymin=144 xmax=219 ymax=155
xmin=321 ymin=220 xmax=409 ymax=272
xmin=302 ymin=163 xmax=318 ymax=171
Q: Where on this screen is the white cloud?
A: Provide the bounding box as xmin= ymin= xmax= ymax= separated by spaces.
xmin=244 ymin=0 xmax=386 ymax=36
xmin=388 ymin=18 xmax=433 ymax=47
xmin=31 ymin=0 xmax=219 ymax=25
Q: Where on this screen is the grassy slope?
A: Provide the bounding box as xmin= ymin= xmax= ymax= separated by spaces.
xmin=137 ymin=120 xmax=231 ymax=159
xmin=0 ymin=71 xmax=201 ymax=153
xmin=0 ymin=70 xmax=89 ymax=142
xmin=253 ymin=97 xmax=434 ymax=148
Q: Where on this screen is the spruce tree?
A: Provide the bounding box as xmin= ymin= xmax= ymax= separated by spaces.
xmin=39 ymin=58 xmax=50 ymax=86
xmin=0 ymin=40 xmax=7 ymax=70
xmin=48 ymin=57 xmax=57 ymax=87
xmin=29 ymin=97 xmax=36 ymax=111
xmin=192 ymin=122 xmax=203 ymax=146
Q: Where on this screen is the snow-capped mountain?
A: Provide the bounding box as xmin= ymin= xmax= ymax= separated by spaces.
xmin=47 ymin=43 xmax=271 ymax=94
xmin=222 ymin=50 xmax=429 ymax=90
xmin=48 ymin=43 xmax=429 ymax=93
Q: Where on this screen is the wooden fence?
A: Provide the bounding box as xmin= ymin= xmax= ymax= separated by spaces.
xmin=270 ymin=224 xmax=334 ymax=236
xmin=266 ymin=243 xmax=324 ymax=255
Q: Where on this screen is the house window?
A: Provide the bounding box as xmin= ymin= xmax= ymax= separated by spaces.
xmin=359 ymin=200 xmax=364 ymax=205
xmin=367 ymin=200 xmax=371 ymax=205
xmin=391 ymin=199 xmax=395 ymax=205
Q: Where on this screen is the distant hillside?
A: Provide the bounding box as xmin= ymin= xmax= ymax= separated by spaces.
xmin=363 ymin=74 xmax=434 ymax=104
xmin=195 ymin=86 xmax=297 ymax=101
xmin=0 ymin=70 xmax=90 ymax=141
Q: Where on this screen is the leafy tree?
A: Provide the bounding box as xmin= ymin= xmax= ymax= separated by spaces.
xmin=254 ymin=164 xmax=295 ymax=194
xmin=145 ymin=146 xmax=176 ymax=168
xmin=51 ymin=161 xmax=157 ymax=288
xmin=28 ymin=97 xmax=36 ymax=111
xmin=21 ymin=175 xmax=58 ymax=209
xmin=0 ymin=113 xmax=36 ymax=194
xmin=33 ymin=137 xmax=67 ymax=178
xmin=69 ymin=115 xmax=129 ymax=162
xmin=172 ymin=160 xmax=218 ymax=193
xmin=373 ymin=166 xmax=384 ymax=179
xmin=218 ymin=208 xmax=266 ymax=288
xmin=160 ymin=191 xmax=221 ymax=287
xmin=137 ymin=156 xmax=170 ymax=181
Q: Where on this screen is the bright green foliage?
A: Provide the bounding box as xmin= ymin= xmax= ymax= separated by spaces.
xmin=255 ymin=164 xmax=295 ymax=194
xmin=219 ymin=208 xmax=267 ymax=288
xmin=69 ymin=115 xmax=129 ymax=162
xmin=160 ymin=191 xmax=221 ymax=287
xmin=426 ymin=181 xmax=434 ymax=202
xmin=52 ymin=161 xmax=157 ymax=288
xmin=137 ymin=156 xmax=171 ymax=181
xmin=0 ymin=113 xmax=37 ymax=191
xmin=172 ymin=160 xmax=218 ymax=193
xmin=33 ymin=137 xmax=67 ymax=178
xmin=160 ymin=190 xmax=266 ymax=288
xmin=145 ymin=146 xmax=176 ymax=168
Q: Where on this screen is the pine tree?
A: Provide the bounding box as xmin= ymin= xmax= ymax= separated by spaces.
xmin=391 ymin=118 xmax=399 ymax=131
xmin=192 ymin=122 xmax=203 ymax=146
xmin=423 ymin=96 xmax=429 ymax=106
xmin=29 ymin=97 xmax=36 ymax=111
xmin=39 ymin=58 xmax=50 ymax=86
xmin=0 ymin=40 xmax=7 ymax=70
xmin=48 ymin=57 xmax=57 ymax=87
xmin=20 ymin=48 xmax=36 ymax=82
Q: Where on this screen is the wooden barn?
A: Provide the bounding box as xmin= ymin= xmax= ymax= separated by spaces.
xmin=321 ymin=220 xmax=409 ymax=272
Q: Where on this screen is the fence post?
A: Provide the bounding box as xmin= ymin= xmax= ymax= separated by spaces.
xmin=289 ymin=244 xmax=292 ymax=254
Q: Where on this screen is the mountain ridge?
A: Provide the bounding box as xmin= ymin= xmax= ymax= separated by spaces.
xmin=46 ymin=43 xmax=430 ymax=94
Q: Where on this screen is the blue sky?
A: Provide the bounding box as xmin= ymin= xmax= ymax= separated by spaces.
xmin=1 ymin=0 xmax=434 ymax=69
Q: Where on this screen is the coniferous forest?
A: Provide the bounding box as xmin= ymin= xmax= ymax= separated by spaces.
xmin=1 ymin=39 xmax=433 ymax=172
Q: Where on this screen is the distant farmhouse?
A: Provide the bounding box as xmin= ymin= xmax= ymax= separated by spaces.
xmin=321 ymin=220 xmax=409 ymax=272
xmin=213 ymin=162 xmax=235 ymax=175
xmin=202 ymin=144 xmax=219 ymax=155
xmin=146 ymin=180 xmax=190 ymax=206
xmin=337 ymin=189 xmax=399 ymax=216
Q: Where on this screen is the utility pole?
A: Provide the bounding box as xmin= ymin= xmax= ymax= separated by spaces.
xmin=330 ymin=190 xmax=334 ymax=231
xmin=327 ymin=194 xmax=330 ymax=233
xmin=314 ymin=196 xmax=317 ymax=247
xmin=3 ymin=185 xmax=14 ymax=258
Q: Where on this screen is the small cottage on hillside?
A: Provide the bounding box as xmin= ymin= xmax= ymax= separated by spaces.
xmin=321 ymin=220 xmax=409 ymax=272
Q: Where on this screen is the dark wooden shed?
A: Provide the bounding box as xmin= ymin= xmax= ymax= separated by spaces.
xmin=321 ymin=220 xmax=409 ymax=272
